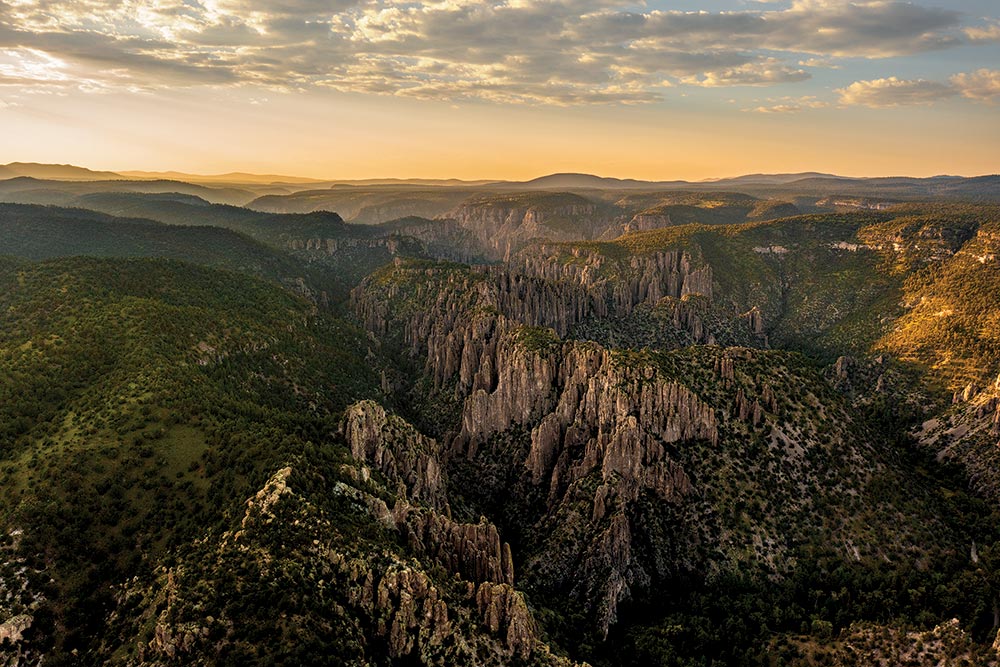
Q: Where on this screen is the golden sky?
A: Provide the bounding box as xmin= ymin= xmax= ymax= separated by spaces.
xmin=1 ymin=0 xmax=998 ymax=180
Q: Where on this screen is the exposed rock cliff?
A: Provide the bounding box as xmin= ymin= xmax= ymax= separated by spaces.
xmin=354 ymin=264 xmax=951 ymax=637
xmin=441 ymin=193 xmax=625 ymax=260
xmin=917 ymin=377 xmax=1000 ymax=505
xmin=128 ymin=466 xmax=577 ymax=666
xmin=341 ymin=401 xmax=517 ymax=588
xmin=342 ymin=400 xmax=448 ymax=511
xmin=514 ymin=245 xmax=714 ymax=312
xmin=353 ymin=248 xmax=742 ymax=354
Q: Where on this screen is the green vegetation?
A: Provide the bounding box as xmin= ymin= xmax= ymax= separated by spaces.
xmin=0 ymin=202 xmax=423 ymax=305
xmin=0 ymin=257 xmax=378 ymax=662
xmin=3 ymin=187 xmax=1000 ymax=666
xmin=515 ymin=325 xmax=562 ymax=353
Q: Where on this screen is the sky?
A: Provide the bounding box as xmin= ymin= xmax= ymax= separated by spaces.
xmin=0 ymin=0 xmax=998 ymax=180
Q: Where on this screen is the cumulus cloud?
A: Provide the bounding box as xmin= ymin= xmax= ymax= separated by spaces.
xmin=951 ymin=69 xmax=1000 ymax=102
xmin=0 ymin=0 xmax=995 ymax=104
xmin=681 ymin=59 xmax=809 ymax=87
xmin=837 ymin=70 xmax=1000 ymax=107
xmin=964 ymin=21 xmax=1000 ymax=43
xmin=745 ymin=96 xmax=829 ymax=113
xmin=837 ymin=77 xmax=957 ymax=107
xmin=798 ymin=57 xmax=841 ymax=69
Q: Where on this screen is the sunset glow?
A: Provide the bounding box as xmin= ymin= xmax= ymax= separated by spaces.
xmin=1 ymin=0 xmax=998 ymax=179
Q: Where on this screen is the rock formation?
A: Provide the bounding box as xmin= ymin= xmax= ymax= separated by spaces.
xmin=342 ymin=400 xmax=448 ymax=511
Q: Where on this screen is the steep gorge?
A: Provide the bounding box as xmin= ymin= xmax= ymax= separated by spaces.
xmin=352 ymin=252 xmax=968 ymax=640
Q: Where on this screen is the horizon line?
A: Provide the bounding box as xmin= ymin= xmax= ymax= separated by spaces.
xmin=3 ymin=161 xmax=998 ymax=184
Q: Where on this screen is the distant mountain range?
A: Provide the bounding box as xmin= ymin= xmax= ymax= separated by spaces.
xmin=0 ymin=162 xmax=124 ymax=181
xmin=3 ymin=162 xmax=995 ymax=190
xmin=118 ymin=170 xmax=331 ymax=185
xmin=0 ymin=164 xmax=862 ymax=188
xmin=504 ymin=171 xmax=851 ymax=189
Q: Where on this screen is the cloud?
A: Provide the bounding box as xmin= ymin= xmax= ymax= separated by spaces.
xmin=573 ymin=0 xmax=964 ymax=58
xmin=0 ymin=0 xmax=995 ymax=104
xmin=798 ymin=57 xmax=841 ymax=69
xmin=745 ymin=96 xmax=829 ymax=113
xmin=965 ymin=22 xmax=1000 ymax=43
xmin=837 ymin=70 xmax=1000 ymax=107
xmin=836 ymin=76 xmax=956 ymax=107
xmin=951 ymin=69 xmax=1000 ymax=102
xmin=681 ymin=59 xmax=810 ymax=87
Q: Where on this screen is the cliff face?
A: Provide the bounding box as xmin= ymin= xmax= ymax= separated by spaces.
xmin=341 ymin=400 xmax=516 ymax=588
xmin=451 ymin=337 xmax=719 ymax=634
xmin=444 ymin=195 xmax=619 ymax=260
xmin=515 ymin=245 xmax=714 ymax=311
xmin=595 ymin=213 xmax=676 ymax=240
xmin=376 ymin=217 xmax=490 ymax=263
xmin=353 ymin=257 xmax=966 ymax=638
xmin=452 ymin=338 xmax=717 ymax=505
xmin=342 ymin=400 xmax=449 ymax=511
xmin=354 ymin=245 xmax=748 ymax=353
xmin=125 ymin=460 xmax=574 ymax=667
xmin=917 ymin=376 xmax=1000 ymax=504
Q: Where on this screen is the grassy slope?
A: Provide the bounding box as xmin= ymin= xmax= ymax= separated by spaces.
xmin=0 ymin=257 xmax=378 ymax=662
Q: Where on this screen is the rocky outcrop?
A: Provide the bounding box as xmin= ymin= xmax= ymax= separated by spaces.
xmin=354 ymin=247 xmax=722 ymax=348
xmin=474 ymin=583 xmax=535 ymax=660
xmin=745 ymin=306 xmax=764 ymax=335
xmin=624 ymin=213 xmax=673 ymax=234
xmin=287 ymin=236 xmax=402 ymax=256
xmin=394 ymin=506 xmax=515 ymax=586
xmin=342 ymin=401 xmax=448 ymax=511
xmin=0 ymin=613 xmax=32 ymax=644
xmin=377 ymin=218 xmax=487 ymax=262
xmin=515 ymin=246 xmax=713 ymax=312
xmin=448 ymin=335 xmax=720 ymax=635
xmin=135 ymin=467 xmax=569 ymax=667
xmin=340 ymin=402 xmax=516 ymax=587
xmin=406 ymin=319 xmax=720 ymax=636
xmin=953 ymin=382 xmax=980 ymax=404
xmin=375 ymin=565 xmax=452 ymax=659
xmin=735 ymin=387 xmax=764 ymax=427
xmin=598 ymin=213 xmax=675 ymax=239
xmin=430 ymin=314 xmax=720 ymax=494
xmin=662 ymin=297 xmax=714 ymax=344
xmin=149 ymin=614 xmax=211 ymax=661
xmin=240 ymin=466 xmax=291 ymax=529
xmin=444 ymin=195 xmax=614 ymax=260
xmin=515 ymin=344 xmax=715 ymax=505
